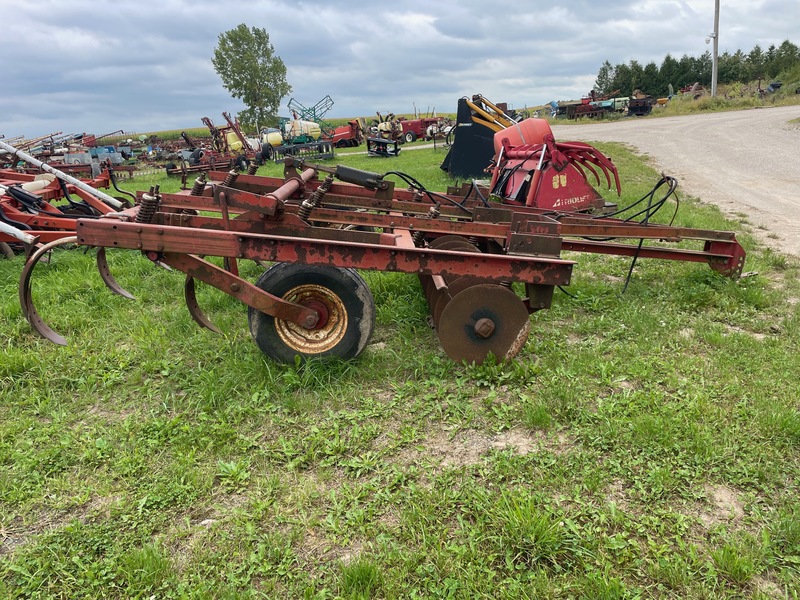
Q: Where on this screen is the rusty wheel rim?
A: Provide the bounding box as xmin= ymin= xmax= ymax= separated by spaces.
xmin=274 ymin=283 xmax=347 ymax=355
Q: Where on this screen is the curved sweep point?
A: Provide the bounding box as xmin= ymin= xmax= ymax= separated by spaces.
xmin=96 ymin=247 xmax=135 ymax=299
xmin=184 ymin=276 xmax=222 ymax=334
xmin=18 ymin=236 xmax=79 ymax=345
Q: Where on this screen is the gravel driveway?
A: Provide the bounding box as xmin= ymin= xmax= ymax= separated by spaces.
xmin=551 ymin=105 xmax=800 ymax=257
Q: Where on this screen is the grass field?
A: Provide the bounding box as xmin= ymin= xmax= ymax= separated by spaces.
xmin=1 ymin=142 xmax=799 ymax=598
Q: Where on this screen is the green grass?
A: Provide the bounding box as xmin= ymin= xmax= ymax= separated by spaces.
xmin=1 ymin=143 xmax=799 ymax=598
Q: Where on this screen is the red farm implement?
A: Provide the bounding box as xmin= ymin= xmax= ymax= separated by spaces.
xmin=17 ymin=137 xmax=745 ymax=364
xmin=0 ymin=140 xmax=135 ymax=257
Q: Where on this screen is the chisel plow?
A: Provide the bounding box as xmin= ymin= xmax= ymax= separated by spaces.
xmin=18 ymin=158 xmax=745 ymax=365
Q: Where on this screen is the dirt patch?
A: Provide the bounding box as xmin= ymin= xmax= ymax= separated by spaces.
xmin=698 ymin=484 xmax=745 ymax=527
xmin=395 ymin=426 xmax=574 ymax=472
xmin=85 ymin=404 xmax=138 ymax=422
xmin=605 ymin=479 xmax=632 ymax=512
xmin=752 ymin=575 xmax=785 ymax=599
xmin=428 ymin=428 xmax=489 ymax=468
xmin=722 ymin=323 xmax=767 ymax=341
xmin=0 ymin=494 xmax=121 ymax=557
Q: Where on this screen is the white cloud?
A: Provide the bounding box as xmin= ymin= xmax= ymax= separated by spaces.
xmin=0 ymin=0 xmax=796 ymax=136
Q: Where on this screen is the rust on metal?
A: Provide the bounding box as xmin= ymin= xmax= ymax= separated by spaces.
xmin=184 ymin=276 xmax=222 ymax=334
xmin=96 ymin=247 xmax=135 ymax=299
xmin=158 ymin=252 xmax=320 ymax=328
xmin=76 ymin=220 xmax=575 ymax=286
xmin=18 ymin=236 xmax=79 ymax=345
xmin=14 ymin=154 xmax=747 ymax=365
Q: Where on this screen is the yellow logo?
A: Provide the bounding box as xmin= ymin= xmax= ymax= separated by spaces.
xmin=552 ymin=174 xmax=568 ymax=189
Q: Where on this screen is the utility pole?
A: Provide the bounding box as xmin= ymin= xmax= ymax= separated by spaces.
xmin=711 ymin=0 xmax=719 ymax=97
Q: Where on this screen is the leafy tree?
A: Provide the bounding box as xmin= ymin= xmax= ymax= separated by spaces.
xmin=772 ymin=40 xmax=800 ymax=78
xmin=641 ymin=62 xmax=660 ymax=95
xmin=610 ymin=63 xmax=632 ymax=95
xmin=628 ymin=60 xmax=645 ymax=92
xmin=719 ymin=50 xmax=747 ymax=84
xmin=212 ymin=24 xmax=291 ymax=132
xmin=696 ymin=51 xmax=713 ymax=85
xmin=659 ymin=54 xmax=680 ymax=93
xmin=747 ymin=45 xmax=765 ymax=79
xmin=594 ymin=60 xmax=616 ymax=95
xmin=593 ymin=39 xmax=800 ymax=99
xmin=674 ymin=54 xmax=703 ymax=88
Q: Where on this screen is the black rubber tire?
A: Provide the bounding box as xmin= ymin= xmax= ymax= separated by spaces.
xmin=248 ymin=263 xmax=375 ymax=363
xmin=261 ymin=143 xmax=275 ymax=161
xmin=404 ymin=131 xmax=417 ymax=143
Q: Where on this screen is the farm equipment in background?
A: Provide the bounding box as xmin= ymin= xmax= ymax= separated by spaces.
xmin=440 ymin=95 xmax=520 ymax=179
xmin=563 ymin=89 xmax=656 ymax=119
xmin=365 ymin=112 xmax=407 ymax=156
xmin=203 ymin=112 xmax=256 ymax=157
xmin=486 ymin=118 xmax=621 ymax=211
xmin=0 ymin=133 xmax=63 ymax=164
xmin=627 ymin=90 xmax=657 ymax=116
xmin=328 ymin=118 xmax=365 ymax=148
xmin=259 ymin=96 xmax=341 ymax=162
xmin=82 ymin=130 xmax=125 ymax=148
xmin=0 ymin=139 xmax=133 ymax=258
xmin=366 ymin=137 xmax=401 ymax=157
xmin=287 ymin=96 xmax=364 ymax=148
xmin=260 ymin=95 xmax=364 ymax=161
xmin=565 ymin=90 xmax=628 ymax=119
xmin=368 ymin=111 xmax=452 ymax=145
xmin=397 ymin=116 xmax=452 ymax=143
xmin=165 ymin=113 xmax=258 ymax=177
xmin=370 ymin=112 xmax=404 ymax=143
xmin=17 ymin=149 xmax=745 ymax=365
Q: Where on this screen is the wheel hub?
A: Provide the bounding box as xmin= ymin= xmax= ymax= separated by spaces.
xmin=274 ymin=283 xmax=347 ymax=354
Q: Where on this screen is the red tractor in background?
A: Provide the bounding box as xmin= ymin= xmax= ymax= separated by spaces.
xmin=372 ymin=113 xmax=452 ymax=144
xmin=397 ymin=116 xmax=451 ymax=143
xmin=327 ymin=118 xmax=366 ymax=148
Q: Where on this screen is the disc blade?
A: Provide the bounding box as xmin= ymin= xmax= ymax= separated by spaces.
xmin=437 ymin=284 xmax=530 ymax=364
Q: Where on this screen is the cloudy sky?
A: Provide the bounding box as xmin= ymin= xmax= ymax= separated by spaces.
xmin=1 ymin=0 xmax=797 ymax=138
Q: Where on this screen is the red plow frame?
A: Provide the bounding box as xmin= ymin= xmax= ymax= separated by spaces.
xmin=17 ymin=156 xmax=745 ymax=365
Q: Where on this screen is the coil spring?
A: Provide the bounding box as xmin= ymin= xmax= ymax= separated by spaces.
xmin=136 ymin=185 xmax=160 ymax=224
xmin=297 ymin=173 xmax=334 ymax=222
xmin=412 ymin=205 xmax=440 ymax=247
xmin=222 ymin=170 xmax=238 ymax=187
xmin=247 ymin=163 xmax=258 ymax=176
xmin=190 ymin=173 xmax=207 ymax=196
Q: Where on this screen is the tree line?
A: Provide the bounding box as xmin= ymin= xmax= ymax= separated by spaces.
xmin=594 ymin=40 xmax=800 ymax=98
